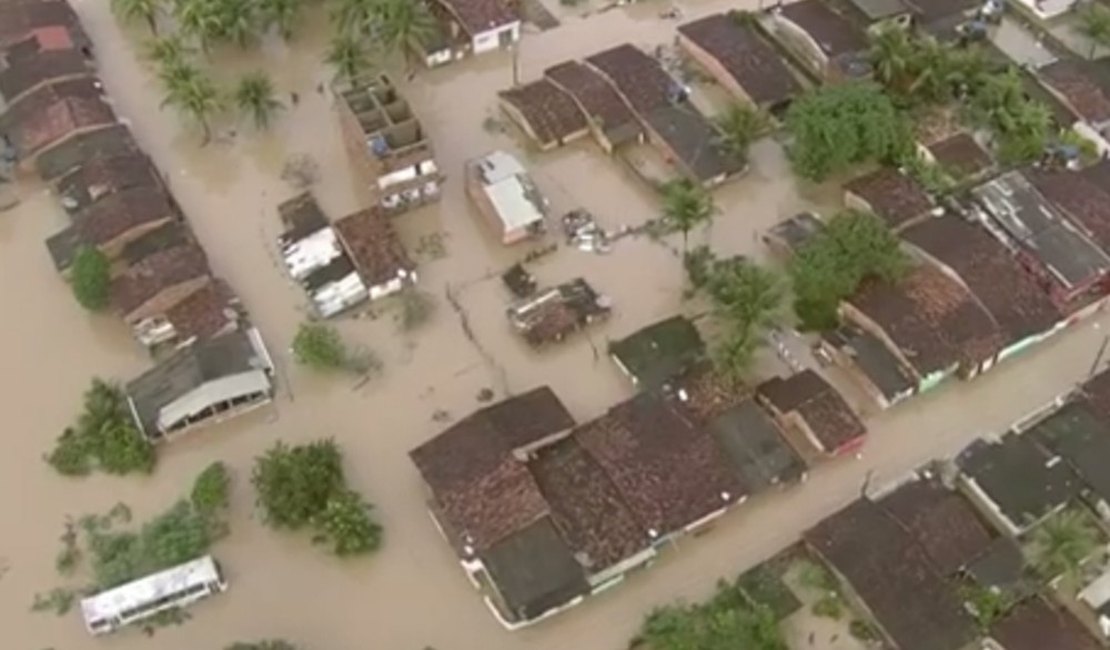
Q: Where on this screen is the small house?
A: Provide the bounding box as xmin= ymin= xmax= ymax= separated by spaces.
xmin=465 ymin=150 xmax=547 ymax=244
xmin=609 ymin=315 xmax=705 ymax=391
xmin=333 ymin=207 xmax=416 ymax=301
xmin=506 ymin=278 xmax=611 ymax=347
xmin=756 ymin=370 xmax=866 ymax=457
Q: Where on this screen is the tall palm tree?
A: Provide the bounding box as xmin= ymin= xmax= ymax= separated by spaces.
xmin=661 ymin=178 xmax=714 ymax=256
xmin=258 ymin=0 xmax=303 ymax=40
xmin=143 ymin=34 xmax=194 ymax=68
xmin=376 ymin=0 xmax=437 ymax=69
xmin=174 ymin=0 xmax=219 ymax=51
xmin=234 ymin=72 xmax=284 ymax=130
xmin=1029 ymin=509 xmax=1101 ymax=581
xmin=325 ymin=32 xmax=372 ymax=84
xmin=715 ymin=104 xmax=767 ymax=163
xmin=215 ymin=0 xmax=258 ymax=47
xmin=869 ymin=26 xmax=914 ymax=93
xmin=160 ymin=62 xmax=224 ymax=143
xmin=111 ymin=0 xmax=162 ymax=34
xmin=1077 ymin=2 xmax=1110 ymax=59
xmin=330 ymin=0 xmax=380 ymax=36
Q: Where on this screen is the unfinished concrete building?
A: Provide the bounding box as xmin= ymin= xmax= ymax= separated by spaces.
xmin=336 ymin=74 xmax=441 ymax=216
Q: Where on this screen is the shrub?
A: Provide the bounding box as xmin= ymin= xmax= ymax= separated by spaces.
xmin=292 ymin=322 xmax=348 ymax=371
xmin=191 ymin=461 xmax=231 ymax=517
xmin=70 ymin=247 xmax=111 ymax=311
xmin=45 ymin=379 xmax=154 ymax=476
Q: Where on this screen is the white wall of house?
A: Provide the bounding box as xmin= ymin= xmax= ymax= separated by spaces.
xmin=472 ymin=22 xmax=520 ymax=54
xmin=312 ymin=272 xmax=369 ymax=318
xmin=1013 ymin=0 xmax=1076 ymax=19
xmin=368 ymin=274 xmax=407 ymax=301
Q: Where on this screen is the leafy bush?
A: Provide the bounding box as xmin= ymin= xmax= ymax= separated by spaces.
xmin=71 ymin=247 xmax=111 ymax=311
xmin=642 ymin=593 xmax=787 ymax=650
xmin=191 ymin=462 xmax=231 ymax=516
xmin=46 ymin=379 xmax=154 ymax=476
xmin=88 ymin=500 xmax=214 ymax=589
xmin=313 ymin=489 xmax=383 ymax=556
xmin=292 ymin=322 xmax=349 ymax=371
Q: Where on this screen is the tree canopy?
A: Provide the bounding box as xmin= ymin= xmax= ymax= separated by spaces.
xmin=661 ymin=178 xmax=715 ymax=254
xmin=325 ymin=32 xmax=374 ymax=83
xmin=111 ymin=0 xmax=161 ymax=34
xmin=1077 ymin=2 xmax=1110 ymax=59
xmin=70 ymin=247 xmax=111 ymax=311
xmin=1029 ymin=508 xmax=1103 ymax=581
xmin=191 ymin=461 xmax=231 ymax=517
xmin=46 ymin=379 xmax=155 ymax=476
xmin=87 ymin=500 xmax=213 ymax=589
xmin=640 ymin=581 xmax=788 ymax=650
xmin=789 ymin=210 xmax=908 ymax=331
xmin=234 ymin=71 xmax=283 ymax=130
xmin=715 ymin=104 xmax=767 ymax=163
xmin=785 ymin=82 xmax=911 ymax=181
xmin=292 ymin=322 xmax=351 ymax=371
xmin=969 ymin=67 xmax=1053 ymax=166
xmin=158 ymin=60 xmax=224 ymax=143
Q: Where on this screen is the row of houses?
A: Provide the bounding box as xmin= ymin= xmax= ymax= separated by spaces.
xmin=409 ymin=313 xmax=867 ymax=628
xmin=0 ymin=0 xmax=276 ymax=442
xmin=804 ymin=364 xmax=1110 ymax=650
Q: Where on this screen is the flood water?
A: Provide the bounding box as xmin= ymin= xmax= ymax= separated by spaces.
xmin=1 ymin=1 xmax=844 ymax=649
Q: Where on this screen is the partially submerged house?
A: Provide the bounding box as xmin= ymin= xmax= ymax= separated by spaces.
xmin=1025 ymin=399 xmax=1110 ymax=522
xmin=770 ymin=0 xmax=872 ymax=81
xmin=126 ymin=327 xmax=275 ymax=441
xmin=54 ymin=151 xmax=162 ymax=214
xmin=0 ymin=0 xmax=87 ymax=51
xmin=0 ymin=77 xmax=115 ymax=165
xmin=843 ymin=167 xmax=935 ymax=232
xmin=34 ymin=123 xmax=139 ymax=180
xmin=698 ymin=397 xmax=807 ymax=492
xmin=334 ymin=207 xmax=416 ymax=301
xmin=498 ymin=80 xmax=589 ymax=151
xmin=763 ymin=211 xmax=825 ymax=259
xmin=677 ymin=13 xmax=803 ymax=114
xmin=0 ymin=47 xmax=92 ymax=108
xmin=838 ymin=0 xmax=914 ymax=30
xmin=464 ymin=150 xmax=547 ymax=244
xmin=956 ymin=433 xmax=1082 ymax=536
xmin=544 ymin=61 xmax=642 ymax=153
xmin=505 ymin=278 xmax=611 ymax=348
xmin=277 ymin=193 xmax=367 ymax=318
xmin=110 ymin=242 xmax=214 ymax=332
xmin=1079 ymin=567 xmax=1110 ymax=639
xmin=1036 ymin=58 xmax=1110 ymax=155
xmin=990 ymin=596 xmax=1102 ymax=650
xmin=819 ymin=324 xmax=916 ymax=409
xmin=918 ymin=131 xmax=994 ymax=181
xmin=336 ymin=75 xmax=440 ymax=215
xmin=426 ymin=0 xmax=520 ymax=63
xmin=609 ymin=315 xmax=705 ymax=391
xmin=756 ymin=370 xmax=866 ymax=457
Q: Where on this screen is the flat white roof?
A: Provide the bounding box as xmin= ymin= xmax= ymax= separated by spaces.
xmin=1081 ymin=563 xmax=1110 ymax=609
xmin=81 ymin=556 xmax=221 ymax=624
xmin=281 ymin=227 xmax=343 ymax=281
xmin=157 ymin=370 xmax=271 ymax=430
xmin=474 ymin=151 xmax=545 ymax=232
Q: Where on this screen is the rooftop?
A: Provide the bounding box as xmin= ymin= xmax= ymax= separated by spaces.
xmin=845 ymin=0 xmax=910 ymax=20
xmin=1080 ymin=366 xmax=1110 ymax=422
xmin=677 ymin=13 xmax=802 ymax=108
xmin=990 ymin=597 xmax=1101 ymax=650
xmin=337 ymin=74 xmax=434 ymax=172
xmin=530 ymin=437 xmax=650 ymax=574
xmin=777 ymin=0 xmax=869 ymax=58
xmin=902 ymin=216 xmax=1061 ymax=344
xmin=34 ymin=123 xmax=140 ymax=180
xmin=903 ymin=0 xmax=980 ymax=22
xmin=0 ymin=48 xmax=89 ymax=105
xmin=467 ymin=150 xmax=546 ymax=233
xmin=641 ymin=103 xmax=743 ymax=182
xmin=822 ymin=325 xmax=915 ymax=402
xmin=926 ymin=133 xmax=992 ymax=179
xmin=756 ymin=369 xmax=828 ymax=413
xmin=609 ymin=315 xmax=706 ymax=390
xmin=73 ymin=185 xmax=176 ymax=247
xmin=332 ymin=208 xmax=414 ymax=288
xmin=844 ymin=167 xmax=934 ymax=231
xmin=757 ymin=370 xmax=865 ymax=454
xmin=805 ymin=498 xmax=977 ymax=650
xmin=55 ymin=152 xmax=162 ymax=214
xmin=435 ymin=0 xmax=517 ymax=36
xmin=956 ymin=433 xmax=1082 ymax=531
xmin=0 ymin=0 xmax=81 ymax=47
xmin=126 ymin=328 xmax=272 ymax=436
xmin=506 ymin=278 xmax=610 ymax=347
xmin=544 ymin=61 xmax=641 ymax=145
xmin=1026 ymin=161 xmax=1110 ymax=255
xmin=705 ymin=399 xmax=805 ymax=493
xmin=110 ymin=243 xmax=211 ymax=317
xmin=120 ymin=221 xmax=194 ymax=267
xmin=1026 ymin=400 xmax=1110 ymax=508
xmin=161 ymin=280 xmax=237 ymax=343
xmin=966 ymin=536 xmax=1027 ymax=591
xmin=575 ymin=393 xmax=744 ymax=536
xmin=848 ymin=264 xmax=1003 ymax=376
xmin=0 ymin=77 xmax=115 ymax=157
xmin=973 ymin=171 xmax=1110 ymax=292
xmin=499 ymin=79 xmax=588 ymax=149
xmin=586 ymin=44 xmax=678 ymax=115
xmin=878 ymin=476 xmax=994 ymax=576
xmin=766 ymin=212 xmax=825 ymax=255
xmin=277 ymin=192 xmax=329 ymax=245
xmin=1037 ymin=59 xmax=1110 ymax=125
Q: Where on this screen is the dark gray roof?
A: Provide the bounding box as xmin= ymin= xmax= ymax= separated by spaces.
xmin=44 ymin=225 xmax=80 ymax=271
xmin=766 ymin=212 xmax=825 ymax=253
xmin=957 ymin=433 xmax=1082 ymax=530
xmin=302 ymin=254 xmax=357 ymax=292
xmin=966 ymin=536 xmax=1027 ymax=592
xmin=120 ymin=221 xmax=193 ymax=267
xmin=1026 ymin=401 xmax=1110 ymax=505
xmin=846 ymin=0 xmax=910 ymax=20
xmin=973 ymin=171 xmax=1110 ymax=292
xmin=609 ymin=316 xmax=706 ymax=390
xmin=34 ymin=124 xmax=140 ymax=180
xmin=824 ymin=325 xmax=915 ymax=401
xmin=277 ymin=192 xmax=329 ymax=245
xmin=778 ymin=0 xmax=868 ymax=58
xmin=125 ymin=329 xmax=270 ymax=437
xmin=479 ymin=517 xmax=590 ymax=623
xmin=642 ymin=103 xmax=742 ymax=182
xmin=707 ymin=399 xmax=805 ymax=492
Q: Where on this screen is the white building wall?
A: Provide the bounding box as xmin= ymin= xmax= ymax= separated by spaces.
xmin=472 ymin=22 xmax=520 ymax=54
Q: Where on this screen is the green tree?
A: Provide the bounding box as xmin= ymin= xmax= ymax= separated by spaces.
xmin=234 ymin=72 xmax=283 ymax=130
xmin=330 ymin=0 xmax=380 ymax=35
xmin=292 ymin=322 xmax=350 ymax=371
xmin=191 ymin=461 xmax=231 ymax=517
xmin=325 ymin=32 xmax=373 ymax=83
xmin=70 ymin=246 xmax=111 ymax=311
xmin=960 ymin=584 xmax=1015 ymax=632
xmin=375 ymin=0 xmax=437 ymax=69
xmin=251 ymin=439 xmax=345 ymax=529
xmin=174 ymin=0 xmax=258 ymax=49
xmin=715 ymin=103 xmax=767 ymax=163
xmin=642 ymin=599 xmax=787 ymax=650
xmin=313 ymin=488 xmax=383 ymax=555
xmin=258 ymin=0 xmax=303 ymax=40
xmin=144 ymin=34 xmax=194 ymax=68
xmin=46 ymin=379 xmax=155 ymax=476
xmin=159 ymin=61 xmax=224 ymax=143
xmin=661 ymin=178 xmax=715 ymax=255
xmin=970 ymin=67 xmax=1052 ymax=164
xmin=86 ymin=500 xmax=213 ymax=589
xmin=789 ymin=210 xmax=907 ymax=330
xmin=1028 ymin=508 xmax=1102 ymax=581
xmin=112 ymin=0 xmax=162 ymax=33
xmin=869 ymin=25 xmax=915 ymax=96
xmin=1077 ymin=2 xmax=1110 ymax=59
xmin=786 ymin=82 xmax=910 ymax=181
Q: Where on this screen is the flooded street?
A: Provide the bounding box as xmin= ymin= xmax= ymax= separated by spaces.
xmin=3 ymin=1 xmax=1106 ymax=649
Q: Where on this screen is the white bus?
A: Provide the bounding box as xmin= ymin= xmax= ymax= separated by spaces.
xmin=80 ymin=555 xmax=227 ymax=635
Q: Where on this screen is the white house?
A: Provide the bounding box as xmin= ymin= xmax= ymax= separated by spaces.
xmin=465 ymin=150 xmax=547 ymax=245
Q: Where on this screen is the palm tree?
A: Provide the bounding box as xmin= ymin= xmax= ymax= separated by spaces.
xmin=143 ymin=34 xmax=193 ymax=68
xmin=215 ymin=0 xmax=258 ymax=47
xmin=234 ymin=72 xmax=284 ymax=130
xmin=1077 ymin=2 xmax=1110 ymax=59
xmin=325 ymin=32 xmax=372 ymax=84
xmin=330 ymin=0 xmax=380 ymax=36
xmin=1029 ymin=508 xmax=1101 ymax=581
xmin=661 ymin=178 xmax=714 ymax=256
xmin=869 ymin=26 xmax=914 ymax=94
xmin=111 ymin=0 xmax=162 ymax=34
xmin=715 ymin=104 xmax=767 ymax=163
xmin=258 ymin=0 xmax=302 ymax=40
xmin=376 ymin=0 xmax=437 ymax=69
xmin=160 ymin=62 xmax=224 ymax=143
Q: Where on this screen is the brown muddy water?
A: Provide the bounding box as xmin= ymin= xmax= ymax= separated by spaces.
xmin=0 ymin=1 xmax=850 ymax=649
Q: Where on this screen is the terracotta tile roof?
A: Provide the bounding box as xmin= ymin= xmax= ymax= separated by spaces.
xmin=927 ymin=133 xmax=992 ymax=178
xmin=902 ymin=217 xmax=1060 ymax=343
xmin=849 ymin=265 xmax=1003 ymax=375
xmin=574 ymin=393 xmax=744 ymax=536
xmin=758 ymin=370 xmax=865 ymax=453
xmin=73 ymin=185 xmax=175 ymax=247
xmin=677 ymin=13 xmax=801 ymax=107
xmin=437 ymin=455 xmax=550 ymax=552
xmin=56 ymin=152 xmax=162 ymax=213
xmin=668 ymin=361 xmax=750 ymax=424
xmin=499 ymin=79 xmax=587 ymax=148
xmin=756 ymin=369 xmax=828 ymax=413
xmin=990 ymin=597 xmax=1101 ymax=650
xmin=0 ymin=0 xmax=80 ymax=47
xmin=844 ymin=167 xmax=933 ymax=230
xmin=1027 ymin=161 xmax=1110 ymax=253
xmin=163 ymin=280 xmax=237 ymax=342
xmin=436 ymin=0 xmax=517 ymax=36
xmin=806 ymin=499 xmax=977 ymax=650
xmin=586 ymin=44 xmax=677 ymax=114
xmin=544 ymin=61 xmax=640 ymax=140
xmin=778 ymin=0 xmax=868 ymax=57
xmin=111 ymin=243 xmax=211 ymax=316
xmin=0 ymin=78 xmax=115 ymax=157
xmin=1038 ymin=59 xmax=1110 ymax=124
xmin=332 ymin=208 xmax=414 ymax=288
xmin=530 ymin=437 xmax=650 ymax=573
xmin=0 ymin=48 xmax=90 ymax=104
xmin=34 ymin=123 xmax=141 ymax=180
xmin=878 ymin=477 xmax=993 ymax=575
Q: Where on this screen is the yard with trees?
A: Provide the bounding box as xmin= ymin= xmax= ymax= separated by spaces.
xmin=46 ymin=379 xmax=155 ymax=476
